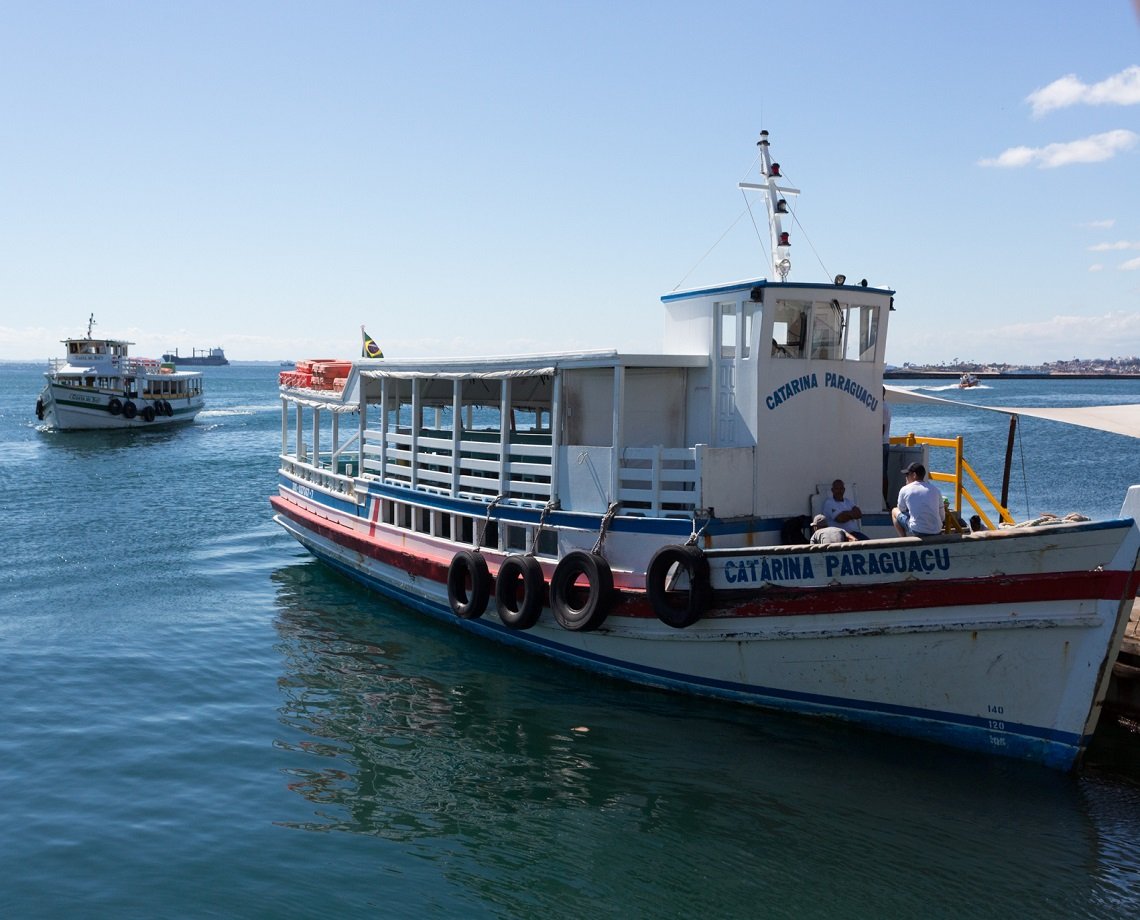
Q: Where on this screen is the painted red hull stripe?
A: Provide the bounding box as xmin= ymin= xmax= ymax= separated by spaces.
xmin=271 ymin=496 xmax=1138 ymax=620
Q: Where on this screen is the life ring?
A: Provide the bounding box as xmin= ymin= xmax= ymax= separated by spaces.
xmin=108 ymin=397 xmax=123 ymax=416
xmin=35 ymin=398 xmax=44 ymax=421
xmin=550 ymin=550 xmax=612 ymax=631
xmin=447 ymin=550 xmax=491 ymax=619
xmin=646 ymin=544 xmax=711 ymax=629
xmin=142 ymin=405 xmax=156 ymax=423
xmin=495 ymin=555 xmax=545 ymax=630
xmin=122 ymin=400 xmax=137 ymax=419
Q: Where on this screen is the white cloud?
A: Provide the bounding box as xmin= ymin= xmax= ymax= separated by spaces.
xmin=990 ymin=311 xmax=1140 ymax=352
xmin=978 ymin=146 xmax=1037 ymax=167
xmin=1089 ymin=263 xmax=1105 ymax=272
xmin=1081 ymin=219 xmax=1115 ymax=229
xmin=888 ymin=311 xmax=1140 ymax=364
xmin=978 ymin=130 xmax=1138 ymax=168
xmin=1027 ymin=65 xmax=1140 ymax=116
xmin=1121 ymin=256 xmax=1140 ymax=271
xmin=1088 ymin=240 xmax=1140 ymax=251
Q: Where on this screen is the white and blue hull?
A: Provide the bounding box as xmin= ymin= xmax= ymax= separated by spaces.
xmin=274 ymin=483 xmax=1140 ymax=771
xmin=38 ymin=382 xmax=204 ymax=431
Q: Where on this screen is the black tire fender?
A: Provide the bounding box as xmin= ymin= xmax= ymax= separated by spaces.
xmin=122 ymin=400 xmax=137 ymax=419
xmin=550 ymin=550 xmax=612 ymax=632
xmin=447 ymin=550 xmax=491 ymax=620
xmin=495 ymin=555 xmax=545 ymax=630
xmin=108 ymin=397 xmax=123 ymax=416
xmin=646 ymin=544 xmax=711 ymax=629
xmin=142 ymin=405 xmax=156 ymax=423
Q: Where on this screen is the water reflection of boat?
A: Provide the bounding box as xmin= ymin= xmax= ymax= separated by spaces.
xmin=271 ymin=131 xmax=1140 ymax=772
xmin=268 ymin=560 xmax=1125 ymax=917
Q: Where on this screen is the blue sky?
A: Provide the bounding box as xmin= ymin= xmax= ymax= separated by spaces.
xmin=2 ymin=1 xmax=1139 ymax=365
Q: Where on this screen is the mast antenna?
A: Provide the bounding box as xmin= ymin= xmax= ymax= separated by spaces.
xmin=738 ymin=130 xmax=800 ymax=281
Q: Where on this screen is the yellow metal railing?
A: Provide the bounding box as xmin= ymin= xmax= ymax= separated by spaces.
xmin=891 ymin=434 xmax=1016 ymax=531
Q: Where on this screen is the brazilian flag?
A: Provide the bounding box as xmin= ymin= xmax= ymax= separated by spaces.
xmin=361 ymin=326 xmax=384 ymax=359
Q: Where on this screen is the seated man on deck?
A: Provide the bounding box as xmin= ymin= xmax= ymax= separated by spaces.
xmin=892 ymin=462 xmax=945 ymax=537
xmin=810 ymin=514 xmax=858 ymax=545
xmin=822 ymin=479 xmax=867 ymax=539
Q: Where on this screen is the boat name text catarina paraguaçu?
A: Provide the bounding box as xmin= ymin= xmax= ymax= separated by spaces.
xmin=765 ymin=372 xmax=879 ymax=412
xmin=723 ymin=547 xmax=952 ymax=583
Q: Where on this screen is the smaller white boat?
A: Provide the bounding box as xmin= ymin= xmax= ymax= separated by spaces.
xmin=36 ymin=315 xmax=206 ymax=431
xmin=959 ymin=373 xmax=980 ymax=388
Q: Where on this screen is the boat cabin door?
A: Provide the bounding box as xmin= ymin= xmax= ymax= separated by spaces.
xmin=714 ymin=299 xmax=752 ymax=447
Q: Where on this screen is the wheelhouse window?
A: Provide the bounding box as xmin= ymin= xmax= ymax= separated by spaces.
xmin=846 ymin=303 xmax=880 ymax=361
xmin=772 ymin=300 xmax=808 ymax=357
xmin=810 ymin=301 xmax=844 ymax=359
xmin=716 ymin=301 xmax=737 ymax=358
xmin=768 ymin=299 xmax=882 ymax=362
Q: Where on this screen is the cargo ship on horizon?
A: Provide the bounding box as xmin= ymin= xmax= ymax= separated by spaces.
xmin=161 ymin=346 xmax=229 ymax=367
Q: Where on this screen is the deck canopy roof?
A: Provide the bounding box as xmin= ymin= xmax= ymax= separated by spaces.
xmin=886 ymin=385 xmax=1140 ymax=440
xmin=354 ymin=350 xmax=707 ymax=380
xmin=342 ymin=350 xmax=707 ymax=408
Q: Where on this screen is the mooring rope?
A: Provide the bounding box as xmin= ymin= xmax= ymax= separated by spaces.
xmin=685 ymin=509 xmax=713 ymax=546
xmin=528 ymin=500 xmax=557 ymax=556
xmin=590 ymin=502 xmax=620 ymax=556
xmin=476 ymin=494 xmax=506 ymax=549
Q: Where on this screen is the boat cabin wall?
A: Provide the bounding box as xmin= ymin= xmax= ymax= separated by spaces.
xmin=562 ymin=367 xmax=686 ymax=448
xmin=755 ymin=288 xmax=891 ymax=516
xmin=666 ymin=283 xmax=893 ymax=517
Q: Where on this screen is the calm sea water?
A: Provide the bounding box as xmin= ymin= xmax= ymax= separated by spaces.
xmin=2 ymin=362 xmax=1140 ymax=918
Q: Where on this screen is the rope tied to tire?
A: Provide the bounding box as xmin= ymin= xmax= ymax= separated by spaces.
xmin=528 ymin=499 xmax=558 ymax=556
xmin=475 ymin=494 xmax=506 ymax=549
xmin=590 ymin=502 xmax=620 ymax=557
xmin=685 ymin=508 xmax=714 ymax=547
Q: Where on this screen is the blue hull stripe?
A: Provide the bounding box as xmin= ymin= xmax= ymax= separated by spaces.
xmin=281 ymin=475 xmax=898 ymax=538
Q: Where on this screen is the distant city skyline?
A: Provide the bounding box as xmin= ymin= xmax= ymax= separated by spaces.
xmin=2 ymin=2 xmax=1139 ymax=366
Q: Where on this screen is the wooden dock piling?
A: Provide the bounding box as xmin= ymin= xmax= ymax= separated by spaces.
xmin=1106 ymin=600 xmax=1140 ymax=717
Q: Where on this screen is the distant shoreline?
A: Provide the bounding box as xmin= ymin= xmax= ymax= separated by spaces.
xmin=3 ymin=358 xmax=1138 ymax=380
xmin=885 ymin=370 xmax=1140 ymax=380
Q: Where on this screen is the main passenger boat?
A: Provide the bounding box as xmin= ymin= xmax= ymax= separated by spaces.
xmin=271 ymin=131 xmax=1140 ymax=771
xmin=36 ymin=315 xmax=206 ymax=430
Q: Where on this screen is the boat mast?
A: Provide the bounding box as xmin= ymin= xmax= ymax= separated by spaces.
xmin=739 ymin=130 xmax=801 ymax=281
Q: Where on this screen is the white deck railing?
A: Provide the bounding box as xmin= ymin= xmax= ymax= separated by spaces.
xmin=617 ymin=446 xmax=699 ymax=514
xmin=279 ymin=456 xmax=358 ymax=499
xmin=362 ymin=429 xmax=554 ymax=504
xmin=358 ymin=427 xmax=700 ymax=514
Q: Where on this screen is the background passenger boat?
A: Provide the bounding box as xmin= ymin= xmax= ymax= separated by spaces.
xmin=36 ymin=315 xmax=206 ymax=430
